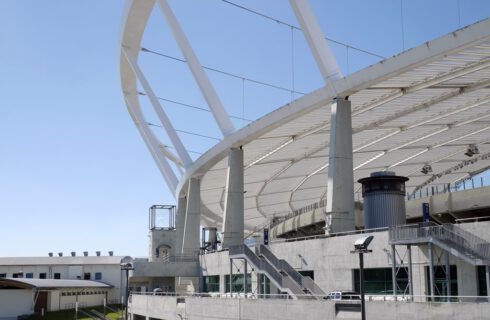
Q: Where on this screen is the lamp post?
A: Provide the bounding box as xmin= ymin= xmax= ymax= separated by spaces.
xmin=120 ymin=262 xmax=134 ymax=320
xmin=351 ymin=236 xmax=374 ymax=320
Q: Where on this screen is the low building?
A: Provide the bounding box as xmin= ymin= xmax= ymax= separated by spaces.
xmin=0 ymin=278 xmax=112 ymax=319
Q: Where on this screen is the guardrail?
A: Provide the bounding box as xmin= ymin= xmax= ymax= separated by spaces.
xmin=130 ymin=291 xmax=490 ymax=304
xmin=389 ymin=223 xmax=490 ymax=262
xmin=407 ymin=176 xmax=489 ymax=200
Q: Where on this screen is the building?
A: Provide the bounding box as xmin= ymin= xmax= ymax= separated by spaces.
xmin=0 ymin=253 xmax=131 ymax=310
xmin=119 ymin=1 xmax=490 ymax=319
xmin=0 ymin=278 xmax=112 ymax=319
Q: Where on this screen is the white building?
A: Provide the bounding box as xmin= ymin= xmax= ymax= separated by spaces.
xmin=118 ymin=1 xmax=490 ymax=319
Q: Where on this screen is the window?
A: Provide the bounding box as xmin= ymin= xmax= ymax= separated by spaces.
xmin=225 ymin=274 xmax=252 ymax=293
xmin=477 ymin=266 xmax=488 ymax=296
xmin=13 ymin=273 xmax=21 ymax=278
xmin=0 ymin=273 xmax=6 ymax=278
xmin=299 ymin=270 xmax=314 ymax=280
xmin=25 ymin=273 xmax=33 ymax=279
xmin=353 ymin=268 xmax=409 ymax=294
xmin=84 ymin=272 xmax=91 ymax=280
xmin=39 ymin=273 xmax=46 ymax=279
xmin=424 ymin=265 xmax=458 ymax=299
xmin=95 ymin=272 xmax=102 ymax=281
xmin=203 ymin=276 xmax=220 ymax=293
xmin=259 ymin=274 xmax=271 ymax=295
xmin=54 ymin=273 xmax=61 ymax=279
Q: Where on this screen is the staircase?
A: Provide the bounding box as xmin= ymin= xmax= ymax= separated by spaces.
xmin=389 ymin=223 xmax=490 ymax=265
xmin=228 ymin=245 xmax=325 ymax=299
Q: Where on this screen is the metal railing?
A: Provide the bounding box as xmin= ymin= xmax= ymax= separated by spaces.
xmin=407 ymin=176 xmax=489 ymax=200
xmin=130 ymin=291 xmax=490 ymax=304
xmin=160 ymin=250 xmax=200 ymax=263
xmin=258 ymin=245 xmax=326 ymax=296
xmin=389 ymin=223 xmax=490 ymax=262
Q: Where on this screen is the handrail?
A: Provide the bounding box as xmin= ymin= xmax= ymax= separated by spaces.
xmin=259 ymin=245 xmax=326 ymax=296
xmin=389 ymin=223 xmax=490 ymax=262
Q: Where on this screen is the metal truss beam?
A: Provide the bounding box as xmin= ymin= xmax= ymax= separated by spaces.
xmin=123 ymin=47 xmax=193 ymax=168
xmin=157 ymin=0 xmax=235 ymax=137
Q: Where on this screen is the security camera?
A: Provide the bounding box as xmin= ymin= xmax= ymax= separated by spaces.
xmin=354 ymin=235 xmax=374 ymax=251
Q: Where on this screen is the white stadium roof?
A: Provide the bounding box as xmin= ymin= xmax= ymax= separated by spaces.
xmin=120 ymin=1 xmax=490 ymax=232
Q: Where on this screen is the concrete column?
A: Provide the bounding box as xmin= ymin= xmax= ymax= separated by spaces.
xmin=174 ymin=196 xmax=187 ymax=255
xmin=325 ymin=98 xmax=355 ymax=234
xmin=182 ymin=178 xmax=201 ymax=254
xmin=222 ymin=148 xmax=244 ymax=248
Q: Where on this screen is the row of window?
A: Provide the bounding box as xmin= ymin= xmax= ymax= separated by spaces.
xmin=0 ymin=272 xmax=102 ymax=280
xmin=203 ymin=271 xmax=313 ymax=294
xmin=61 ymin=290 xmax=108 ymax=296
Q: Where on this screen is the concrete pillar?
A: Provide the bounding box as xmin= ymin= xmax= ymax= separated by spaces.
xmin=182 ymin=178 xmax=201 ymax=254
xmin=325 ymin=98 xmax=355 ymax=234
xmin=174 ymin=196 xmax=187 ymax=255
xmin=222 ymin=148 xmax=244 ymax=248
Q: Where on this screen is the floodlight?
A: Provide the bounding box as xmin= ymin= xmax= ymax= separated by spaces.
xmin=354 ymin=236 xmax=374 ymax=251
xmin=465 ymin=144 xmax=479 ymax=157
xmin=421 ymin=164 xmax=432 ymax=174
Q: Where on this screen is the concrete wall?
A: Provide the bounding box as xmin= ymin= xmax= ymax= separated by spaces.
xmin=0 ymin=289 xmax=34 ymax=319
xmin=201 ymin=221 xmax=490 ymax=298
xmin=130 ymin=295 xmax=490 ymax=320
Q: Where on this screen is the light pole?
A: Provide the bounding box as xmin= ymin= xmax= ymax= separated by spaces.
xmin=351 ymin=236 xmax=374 ymax=320
xmin=120 ymin=262 xmax=134 ymax=320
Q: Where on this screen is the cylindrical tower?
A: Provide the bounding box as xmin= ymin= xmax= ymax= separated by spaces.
xmin=358 ymin=172 xmax=409 ymax=229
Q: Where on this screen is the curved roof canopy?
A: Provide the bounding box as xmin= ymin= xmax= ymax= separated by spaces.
xmin=119 ymin=1 xmax=490 ymax=232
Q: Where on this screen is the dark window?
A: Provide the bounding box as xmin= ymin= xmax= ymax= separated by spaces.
xmin=299 ymin=270 xmax=314 ymax=280
xmin=84 ymin=272 xmax=91 ymax=280
xmin=54 ymin=273 xmax=61 ymax=279
xmin=225 ymin=274 xmax=252 ymax=293
xmin=425 ymin=265 xmax=458 ymax=299
xmin=12 ymin=273 xmax=21 ymax=278
xmin=259 ymin=274 xmax=271 ymax=295
xmin=354 ymin=268 xmax=409 ymax=295
xmin=39 ymin=273 xmax=46 ymax=279
xmin=0 ymin=273 xmax=6 ymax=278
xmin=477 ymin=266 xmax=488 ymax=296
xmin=25 ymin=273 xmax=33 ymax=279
xmin=95 ymin=272 xmax=102 ymax=280
xmin=203 ymin=275 xmax=220 ymax=293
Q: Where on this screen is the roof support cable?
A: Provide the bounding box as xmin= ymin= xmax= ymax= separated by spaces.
xmin=220 ymin=0 xmax=385 ymax=60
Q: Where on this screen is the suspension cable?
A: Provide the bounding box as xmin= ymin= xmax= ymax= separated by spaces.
xmin=221 ymin=0 xmax=386 ymax=59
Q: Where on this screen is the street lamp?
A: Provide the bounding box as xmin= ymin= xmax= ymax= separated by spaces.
xmin=120 ymin=262 xmax=134 ymax=320
xmin=351 ymin=235 xmax=374 ymax=320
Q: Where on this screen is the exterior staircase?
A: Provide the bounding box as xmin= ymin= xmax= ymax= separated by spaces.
xmin=389 ymin=223 xmax=490 ymax=265
xmin=228 ymin=244 xmax=325 ymax=299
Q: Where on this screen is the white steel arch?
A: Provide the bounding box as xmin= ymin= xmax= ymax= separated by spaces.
xmin=119 ymin=0 xmax=490 ymax=231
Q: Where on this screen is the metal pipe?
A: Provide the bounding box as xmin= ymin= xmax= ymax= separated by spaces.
xmin=407 ymin=245 xmax=414 ymax=301
xmin=359 ymin=252 xmax=366 ymax=320
xmin=428 ymin=243 xmax=435 ymax=300
xmin=445 ymin=251 xmax=451 ymax=297
xmin=391 ymin=244 xmax=397 ymax=299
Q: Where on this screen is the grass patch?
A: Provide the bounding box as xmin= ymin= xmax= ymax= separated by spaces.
xmin=25 ymin=305 xmax=123 ymax=320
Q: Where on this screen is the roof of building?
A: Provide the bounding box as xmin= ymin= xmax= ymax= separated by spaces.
xmin=184 ymin=18 xmax=490 ymax=231
xmin=0 ymin=256 xmax=129 ymax=266
xmin=0 ymin=278 xmax=112 ymax=289
xmin=120 ymin=1 xmax=490 ymax=232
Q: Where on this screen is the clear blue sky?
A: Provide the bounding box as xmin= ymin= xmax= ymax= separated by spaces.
xmin=0 ymin=0 xmax=489 ymax=257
